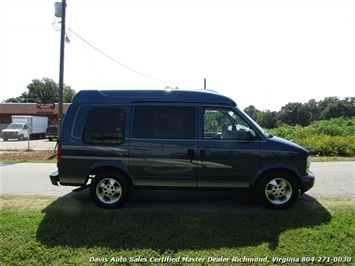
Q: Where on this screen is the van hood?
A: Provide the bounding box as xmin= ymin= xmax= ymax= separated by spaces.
xmin=268 ymin=136 xmax=309 ymax=154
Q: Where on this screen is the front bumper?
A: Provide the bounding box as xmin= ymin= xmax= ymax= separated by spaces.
xmin=50 ymin=171 xmax=59 ymax=186
xmin=300 ymin=171 xmax=315 ymax=193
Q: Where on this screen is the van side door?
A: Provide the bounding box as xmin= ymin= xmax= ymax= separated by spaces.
xmin=197 ymin=106 xmax=261 ymax=188
xmin=129 ymin=104 xmax=198 ymax=187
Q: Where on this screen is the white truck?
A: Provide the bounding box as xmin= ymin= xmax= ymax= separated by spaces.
xmin=2 ymin=115 xmax=48 ymax=141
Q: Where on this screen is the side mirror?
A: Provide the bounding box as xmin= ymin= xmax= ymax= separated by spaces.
xmin=246 ymin=129 xmax=256 ymax=141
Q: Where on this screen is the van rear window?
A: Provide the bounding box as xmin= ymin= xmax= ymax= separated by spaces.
xmin=83 ymin=108 xmax=125 ymax=144
xmin=133 ymin=106 xmax=195 ymax=139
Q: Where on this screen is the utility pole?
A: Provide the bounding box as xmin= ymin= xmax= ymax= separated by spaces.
xmin=204 ymin=78 xmax=206 ymax=90
xmin=58 ymin=0 xmax=66 ymax=136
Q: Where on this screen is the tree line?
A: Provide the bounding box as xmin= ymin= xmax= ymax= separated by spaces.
xmin=3 ymin=78 xmax=76 ymax=104
xmin=244 ymin=97 xmax=355 ymax=128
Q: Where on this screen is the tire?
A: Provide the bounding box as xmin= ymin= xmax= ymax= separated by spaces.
xmin=255 ymin=170 xmax=299 ymax=209
xmin=18 ymin=134 xmax=24 ymax=141
xmin=90 ymin=171 xmax=131 ymax=209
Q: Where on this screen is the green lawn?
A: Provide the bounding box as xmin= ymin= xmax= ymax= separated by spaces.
xmin=1 ymin=195 xmax=354 ymax=265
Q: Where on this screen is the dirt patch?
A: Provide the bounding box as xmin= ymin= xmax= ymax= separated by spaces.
xmin=0 ymin=150 xmax=56 ymax=161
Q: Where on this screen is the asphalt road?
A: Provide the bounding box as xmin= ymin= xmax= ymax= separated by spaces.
xmin=0 ymin=162 xmax=354 ymax=198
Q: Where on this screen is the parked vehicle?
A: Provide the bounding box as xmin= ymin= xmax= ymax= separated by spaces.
xmin=50 ymin=90 xmax=314 ymax=209
xmin=46 ymin=125 xmax=58 ymax=141
xmin=2 ymin=115 xmax=48 ymax=141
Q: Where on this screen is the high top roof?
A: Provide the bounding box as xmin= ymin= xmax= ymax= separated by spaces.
xmin=72 ymin=89 xmax=237 ymax=106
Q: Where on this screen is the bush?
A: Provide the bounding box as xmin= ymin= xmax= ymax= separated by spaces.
xmin=268 ymin=117 xmax=355 ymax=156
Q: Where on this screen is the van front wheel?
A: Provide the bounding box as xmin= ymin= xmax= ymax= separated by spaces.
xmin=90 ymin=171 xmax=130 ymax=209
xmin=256 ymin=171 xmax=299 ymax=209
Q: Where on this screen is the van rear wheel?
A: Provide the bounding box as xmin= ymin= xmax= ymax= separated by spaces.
xmin=90 ymin=171 xmax=131 ymax=209
xmin=256 ymin=170 xmax=299 ymax=209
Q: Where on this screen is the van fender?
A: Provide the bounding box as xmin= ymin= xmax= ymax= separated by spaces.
xmin=250 ymin=163 xmax=302 ymax=188
xmin=87 ymin=160 xmax=135 ymax=185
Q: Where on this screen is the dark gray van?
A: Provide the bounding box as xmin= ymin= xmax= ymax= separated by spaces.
xmin=50 ymin=89 xmax=314 ymax=209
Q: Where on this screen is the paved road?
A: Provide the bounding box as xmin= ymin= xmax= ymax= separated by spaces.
xmin=309 ymin=161 xmax=354 ymax=198
xmin=0 ymin=162 xmax=354 ymax=198
xmin=0 ymin=163 xmax=72 ymax=196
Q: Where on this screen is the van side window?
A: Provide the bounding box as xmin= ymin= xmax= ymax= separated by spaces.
xmin=83 ymin=108 xmax=125 ymax=144
xmin=133 ymin=106 xmax=195 ymax=139
xmin=204 ymin=108 xmax=250 ymax=140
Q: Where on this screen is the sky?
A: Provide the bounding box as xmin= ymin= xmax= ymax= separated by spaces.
xmin=0 ymin=0 xmax=354 ymax=111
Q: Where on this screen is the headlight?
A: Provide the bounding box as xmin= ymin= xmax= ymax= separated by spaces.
xmin=306 ymin=156 xmax=311 ymax=173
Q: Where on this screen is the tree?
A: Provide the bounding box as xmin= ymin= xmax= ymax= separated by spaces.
xmin=278 ymin=102 xmax=312 ymax=126
xmin=319 ymin=97 xmax=355 ymax=119
xmin=256 ymin=110 xmax=278 ymax=129
xmin=304 ymin=99 xmax=320 ymax=122
xmin=244 ymin=105 xmax=259 ymax=120
xmin=64 ymin=86 xmax=76 ymax=102
xmin=4 ymin=78 xmax=75 ymax=103
xmin=26 ymin=78 xmax=58 ymax=103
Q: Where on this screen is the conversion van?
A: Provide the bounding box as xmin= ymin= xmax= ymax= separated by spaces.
xmin=50 ymin=89 xmax=314 ymax=209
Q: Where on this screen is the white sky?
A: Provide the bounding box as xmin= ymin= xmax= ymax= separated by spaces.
xmin=0 ymin=0 xmax=354 ymax=111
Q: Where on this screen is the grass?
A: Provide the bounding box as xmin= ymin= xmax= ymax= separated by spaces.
xmin=1 ymin=195 xmax=354 ymax=265
xmin=311 ymin=156 xmax=354 ymax=162
xmin=0 ymin=150 xmax=57 ymax=163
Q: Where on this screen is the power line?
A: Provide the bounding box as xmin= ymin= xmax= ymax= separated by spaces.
xmin=67 ymin=27 xmax=202 ymax=85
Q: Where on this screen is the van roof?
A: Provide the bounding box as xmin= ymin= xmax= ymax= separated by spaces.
xmin=72 ymin=89 xmax=237 ymax=106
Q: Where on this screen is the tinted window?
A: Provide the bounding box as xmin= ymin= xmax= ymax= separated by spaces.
xmin=204 ymin=108 xmax=250 ymax=140
xmin=133 ymin=106 xmax=195 ymax=139
xmin=83 ymin=108 xmax=125 ymax=144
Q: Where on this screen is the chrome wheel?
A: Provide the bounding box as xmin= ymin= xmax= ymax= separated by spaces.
xmin=256 ymin=170 xmax=299 ymax=209
xmin=96 ymin=177 xmax=122 ymax=205
xmin=90 ymin=171 xmax=131 ymax=209
xmin=264 ymin=178 xmax=292 ymax=205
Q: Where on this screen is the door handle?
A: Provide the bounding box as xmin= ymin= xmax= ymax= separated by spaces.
xmin=188 ymin=149 xmax=195 ymax=162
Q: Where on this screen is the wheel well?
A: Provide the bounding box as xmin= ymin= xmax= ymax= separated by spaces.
xmin=253 ymin=168 xmax=301 ymax=190
xmin=88 ymin=167 xmax=133 ymax=186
